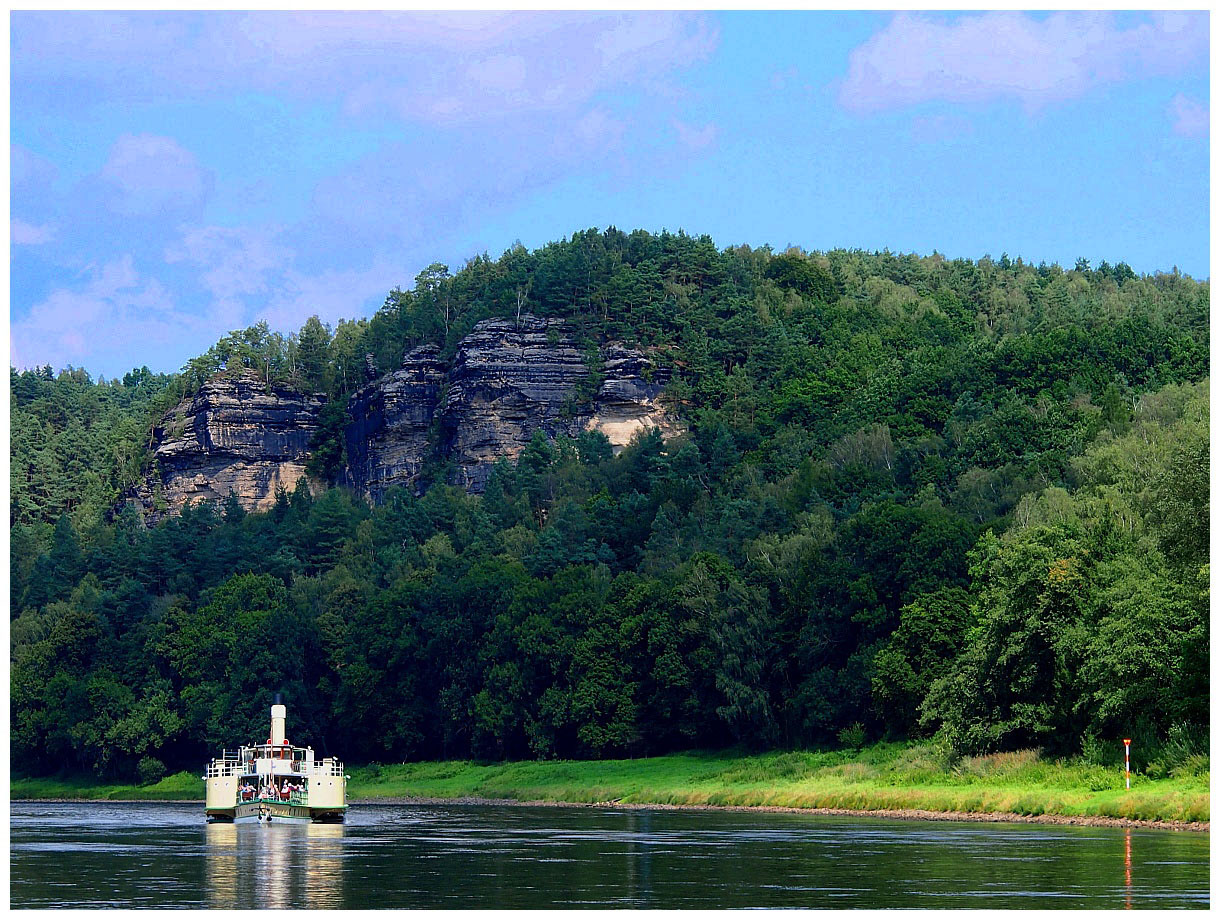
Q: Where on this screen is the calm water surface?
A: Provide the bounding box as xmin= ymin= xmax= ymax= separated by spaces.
xmin=10 ymin=802 xmax=1209 ymax=909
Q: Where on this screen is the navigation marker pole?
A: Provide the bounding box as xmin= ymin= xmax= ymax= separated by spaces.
xmin=1123 ymin=738 xmax=1131 ymax=790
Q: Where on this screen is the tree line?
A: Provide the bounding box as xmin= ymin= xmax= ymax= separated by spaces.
xmin=10 ymin=229 xmax=1209 ymax=781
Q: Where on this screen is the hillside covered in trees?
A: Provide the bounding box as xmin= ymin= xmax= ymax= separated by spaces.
xmin=10 ymin=229 xmax=1210 ymax=783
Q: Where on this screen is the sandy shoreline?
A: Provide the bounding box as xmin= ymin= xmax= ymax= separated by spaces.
xmin=14 ymin=795 xmax=1207 ymax=832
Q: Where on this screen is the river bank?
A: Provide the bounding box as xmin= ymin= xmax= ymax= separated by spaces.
xmin=12 ymin=743 xmax=1209 ymax=827
xmin=349 ymin=796 xmax=1208 ymax=832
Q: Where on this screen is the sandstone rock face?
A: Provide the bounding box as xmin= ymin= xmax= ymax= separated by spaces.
xmin=135 ymin=370 xmax=323 ymax=523
xmin=583 ymin=343 xmax=682 ymax=453
xmin=441 ymin=316 xmax=596 ymax=491
xmin=347 ymin=315 xmax=679 ymax=495
xmin=344 ymin=345 xmax=446 ymax=502
xmin=136 ymin=317 xmax=679 ymax=520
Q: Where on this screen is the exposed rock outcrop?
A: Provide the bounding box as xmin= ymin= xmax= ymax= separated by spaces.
xmin=134 ymin=370 xmax=323 ymax=524
xmin=440 ymin=316 xmax=599 ymax=491
xmin=344 ymin=344 xmax=446 ymax=502
xmin=136 ymin=316 xmax=679 ymax=521
xmin=347 ymin=315 xmax=679 ymax=495
xmin=583 ymin=343 xmax=681 ymax=454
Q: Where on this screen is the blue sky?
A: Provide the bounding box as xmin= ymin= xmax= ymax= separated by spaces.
xmin=10 ymin=11 xmax=1210 ymax=378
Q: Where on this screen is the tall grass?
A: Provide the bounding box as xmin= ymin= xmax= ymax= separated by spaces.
xmin=345 ymin=742 xmax=1208 ymax=823
xmin=10 ymin=771 xmax=202 ymax=801
xmin=11 ymin=744 xmax=1209 ymax=824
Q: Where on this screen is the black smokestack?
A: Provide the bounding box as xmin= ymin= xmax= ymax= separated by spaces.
xmin=274 ymin=692 xmax=284 ymax=705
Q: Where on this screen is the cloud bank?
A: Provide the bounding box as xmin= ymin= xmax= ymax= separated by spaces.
xmin=14 ymin=11 xmax=717 ymax=128
xmin=100 ymin=134 xmax=211 ymax=216
xmin=840 ymin=11 xmax=1208 ymax=113
xmin=1168 ymin=94 xmax=1209 ymax=138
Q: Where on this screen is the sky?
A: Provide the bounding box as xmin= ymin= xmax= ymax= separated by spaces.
xmin=10 ymin=10 xmax=1211 ymax=379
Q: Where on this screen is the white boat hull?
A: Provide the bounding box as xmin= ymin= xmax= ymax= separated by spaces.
xmin=233 ymin=812 xmax=313 ymax=825
xmin=208 ymin=800 xmax=346 ymax=824
xmin=232 ymin=801 xmax=317 ymax=824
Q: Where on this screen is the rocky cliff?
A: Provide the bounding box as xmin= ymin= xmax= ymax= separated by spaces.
xmin=133 ymin=369 xmax=324 ymax=524
xmin=347 ymin=315 xmax=679 ymax=496
xmin=136 ymin=316 xmax=678 ymax=519
xmin=343 ymin=344 xmax=447 ymax=501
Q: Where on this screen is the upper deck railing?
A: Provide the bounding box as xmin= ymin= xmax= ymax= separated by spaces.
xmin=206 ymin=747 xmax=344 ymax=778
xmin=313 ymin=759 xmax=345 ymax=777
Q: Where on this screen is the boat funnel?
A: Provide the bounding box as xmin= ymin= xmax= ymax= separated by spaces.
xmin=270 ymin=703 xmax=287 ymax=745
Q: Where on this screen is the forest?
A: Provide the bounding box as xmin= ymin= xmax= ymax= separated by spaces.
xmin=10 ymin=229 xmax=1210 ymax=783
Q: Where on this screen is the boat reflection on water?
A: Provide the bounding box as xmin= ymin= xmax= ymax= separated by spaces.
xmin=204 ymin=823 xmax=238 ymax=908
xmin=624 ymin=811 xmax=654 ymax=904
xmin=205 ymin=821 xmax=345 ymax=908
xmin=303 ymin=824 xmax=345 ymax=909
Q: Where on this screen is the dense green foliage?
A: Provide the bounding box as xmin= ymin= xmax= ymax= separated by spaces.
xmin=11 ymin=366 xmax=177 ymax=529
xmin=10 ymin=230 xmax=1209 ymax=781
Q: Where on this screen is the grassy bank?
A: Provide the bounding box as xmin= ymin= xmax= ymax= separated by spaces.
xmin=10 ymin=770 xmax=203 ymax=801
xmin=12 ymin=743 xmax=1209 ymax=824
xmin=348 ymin=744 xmax=1208 ymax=824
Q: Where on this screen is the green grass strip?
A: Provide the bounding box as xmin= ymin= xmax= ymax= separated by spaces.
xmin=11 ymin=743 xmax=1209 ymax=824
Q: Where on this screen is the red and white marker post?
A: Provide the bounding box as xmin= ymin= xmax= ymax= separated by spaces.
xmin=1123 ymin=738 xmax=1131 ymax=790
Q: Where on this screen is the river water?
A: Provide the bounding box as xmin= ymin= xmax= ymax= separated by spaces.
xmin=10 ymin=801 xmax=1209 ymax=909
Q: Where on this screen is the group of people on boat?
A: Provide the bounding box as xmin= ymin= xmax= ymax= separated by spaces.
xmin=239 ymin=780 xmax=307 ymax=802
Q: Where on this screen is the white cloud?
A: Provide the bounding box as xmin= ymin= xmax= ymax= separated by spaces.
xmin=10 ymin=12 xmax=726 ymax=376
xmin=10 ymin=257 xmax=217 ymax=373
xmin=100 ymin=133 xmax=210 ymax=215
xmin=302 ymin=104 xmax=638 ymax=260
xmin=839 ymin=11 xmax=1208 ymax=113
xmin=166 ymin=224 xmax=395 ymax=335
xmin=11 ymin=219 xmax=55 ymax=245
xmin=14 ymin=12 xmax=718 ymax=128
xmin=9 ymin=232 xmax=394 ymax=375
xmin=596 ymin=13 xmax=715 ymax=70
xmin=1169 ymin=94 xmax=1209 ymax=138
xmin=260 ymin=260 xmax=403 ymax=333
xmin=166 ymin=225 xmax=291 ymax=307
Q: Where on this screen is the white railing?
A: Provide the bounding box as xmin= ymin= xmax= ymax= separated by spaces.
xmin=207 ymin=749 xmax=343 ymax=779
xmin=308 ymin=760 xmax=345 ymax=777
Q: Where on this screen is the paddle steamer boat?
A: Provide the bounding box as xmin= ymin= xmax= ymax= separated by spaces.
xmin=204 ymin=700 xmax=347 ymax=824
